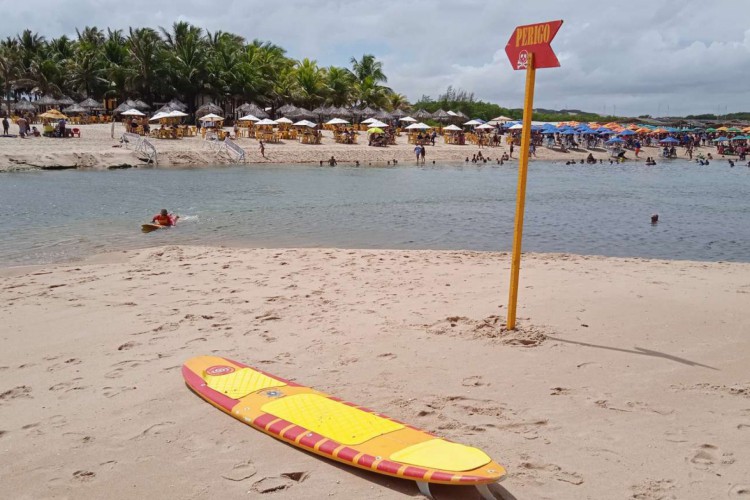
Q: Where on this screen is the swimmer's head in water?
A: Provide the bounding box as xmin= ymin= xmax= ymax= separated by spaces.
xmin=160 ymin=209 xmax=168 ymax=216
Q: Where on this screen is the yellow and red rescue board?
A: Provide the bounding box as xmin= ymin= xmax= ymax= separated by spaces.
xmin=182 ymin=355 xmax=506 ymax=498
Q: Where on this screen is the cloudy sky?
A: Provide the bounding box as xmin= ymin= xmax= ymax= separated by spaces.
xmin=3 ymin=0 xmax=749 ymax=116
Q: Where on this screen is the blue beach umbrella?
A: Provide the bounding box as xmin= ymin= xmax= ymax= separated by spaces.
xmin=597 ymin=128 xmax=614 ymax=135
xmin=606 ymin=137 xmax=625 ymax=144
xmin=713 ymin=136 xmax=729 ymax=142
xmin=659 ymin=137 xmax=679 ymax=144
xmin=618 ymin=129 xmax=636 ymax=136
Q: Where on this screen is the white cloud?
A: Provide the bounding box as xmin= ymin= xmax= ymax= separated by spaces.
xmin=2 ymin=0 xmax=748 ymax=116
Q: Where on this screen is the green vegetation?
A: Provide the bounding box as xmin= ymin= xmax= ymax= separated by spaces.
xmin=0 ymin=24 xmax=404 ymax=115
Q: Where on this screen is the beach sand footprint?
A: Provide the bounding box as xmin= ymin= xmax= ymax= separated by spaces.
xmin=220 ymin=460 xmax=257 ymax=482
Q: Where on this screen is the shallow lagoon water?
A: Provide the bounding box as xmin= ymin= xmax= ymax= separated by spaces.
xmin=1 ymin=160 xmax=748 ymax=266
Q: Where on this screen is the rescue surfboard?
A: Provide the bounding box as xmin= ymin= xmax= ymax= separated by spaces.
xmin=141 ymin=223 xmax=167 ymax=233
xmin=182 ymin=355 xmax=506 ymax=499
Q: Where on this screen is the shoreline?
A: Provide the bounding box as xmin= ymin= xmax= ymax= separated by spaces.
xmin=1 ymin=244 xmax=748 ymax=499
xmin=0 ymin=123 xmax=713 ymax=172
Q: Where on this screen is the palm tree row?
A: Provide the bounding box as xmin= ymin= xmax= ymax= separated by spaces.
xmin=0 ymin=23 xmax=410 ymax=116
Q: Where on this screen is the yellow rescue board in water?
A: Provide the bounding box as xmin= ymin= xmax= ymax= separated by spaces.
xmin=182 ymin=355 xmax=505 ymax=497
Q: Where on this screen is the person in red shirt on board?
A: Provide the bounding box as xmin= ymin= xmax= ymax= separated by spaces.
xmin=152 ymin=209 xmax=178 ymax=226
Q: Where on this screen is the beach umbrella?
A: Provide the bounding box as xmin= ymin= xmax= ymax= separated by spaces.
xmin=413 ymin=109 xmax=432 ymax=119
xmin=255 ymin=118 xmax=278 ymax=126
xmin=358 ymin=106 xmax=378 ymax=118
xmin=712 ymin=136 xmax=729 ymax=142
xmin=374 ymin=109 xmax=393 ymax=120
xmin=399 ymin=116 xmax=417 ymax=123
xmin=56 ymin=95 xmax=74 ymax=107
xmin=476 ymin=123 xmax=495 ymax=129
xmin=463 ymin=119 xmax=483 ymax=126
xmin=361 ymin=117 xmax=377 ymax=124
xmin=726 ymin=127 xmax=742 ymax=133
xmin=443 ymin=124 xmax=462 ymax=131
xmin=391 ymin=109 xmax=407 ymax=118
xmin=168 ymin=98 xmax=188 ymax=111
xmin=405 ymin=122 xmax=431 ymax=130
xmin=716 ymin=126 xmax=729 ymax=132
xmin=325 ymin=117 xmax=349 ymax=125
xmin=79 ymin=97 xmax=103 ymax=110
xmin=730 ymin=135 xmax=749 ymax=141
xmin=62 ymin=104 xmax=86 ymax=114
xmin=121 ymin=108 xmax=145 ymax=116
xmin=238 ymin=114 xmax=260 ymax=122
xmin=332 ymin=106 xmax=353 ymax=118
xmin=606 ymin=137 xmax=625 ymax=144
xmin=618 ymin=129 xmax=636 ymax=136
xmin=289 ymin=107 xmax=315 ymax=119
xmin=455 ymin=110 xmax=469 ymax=119
xmin=167 ymin=110 xmax=188 ymax=118
xmin=432 ymin=109 xmax=452 ymax=122
xmin=293 ymin=120 xmax=317 ymax=128
xmin=237 ymin=102 xmax=254 ymax=114
xmin=149 ymin=112 xmax=169 ymax=121
xmin=113 ymin=102 xmax=133 ymax=115
xmin=367 ymin=127 xmax=384 ymax=134
xmin=275 ymin=117 xmax=293 ymax=124
xmin=133 ymin=99 xmax=151 ymax=111
xmin=367 ymin=120 xmax=389 ymax=128
xmin=705 ymin=128 xmax=717 ymax=132
xmin=196 ymin=102 xmax=223 ymax=118
xmin=311 ymin=106 xmax=328 ymax=116
xmin=277 ymin=103 xmax=299 ymax=116
xmin=39 ymin=109 xmax=68 ymax=120
xmin=200 ymin=113 xmax=224 ymax=122
xmin=508 ymin=123 xmax=524 ymax=130
xmin=490 ymin=115 xmax=513 ymax=123
xmin=659 ymin=137 xmax=679 ymax=144
xmin=597 ymin=128 xmax=614 ymax=135
xmin=35 ymin=94 xmax=58 ymax=106
xmin=13 ymin=99 xmax=36 ymax=112
xmin=244 ymin=103 xmax=268 ymax=119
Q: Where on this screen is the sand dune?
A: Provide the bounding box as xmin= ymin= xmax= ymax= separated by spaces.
xmin=1 ymin=246 xmax=748 ymax=499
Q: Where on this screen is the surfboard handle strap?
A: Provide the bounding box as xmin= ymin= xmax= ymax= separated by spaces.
xmin=416 ymin=481 xmax=497 ymax=499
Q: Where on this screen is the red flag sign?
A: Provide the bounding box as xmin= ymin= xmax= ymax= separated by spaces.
xmin=505 ymin=20 xmax=563 ymax=70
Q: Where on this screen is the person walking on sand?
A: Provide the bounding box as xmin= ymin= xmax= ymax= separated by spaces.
xmin=420 ymin=144 xmax=426 ymax=164
xmin=259 ymin=140 xmax=265 ymax=158
xmin=414 ymin=144 xmax=422 ymax=163
xmin=509 ymin=143 xmax=514 ymax=158
xmin=2 ymin=116 xmax=9 ymax=136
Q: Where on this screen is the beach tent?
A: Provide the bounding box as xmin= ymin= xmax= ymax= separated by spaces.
xmin=238 ymin=114 xmax=260 ymax=122
xmin=325 ymin=118 xmax=350 ymax=125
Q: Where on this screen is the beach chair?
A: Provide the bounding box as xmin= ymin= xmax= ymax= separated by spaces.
xmin=71 ymin=128 xmax=81 ymax=138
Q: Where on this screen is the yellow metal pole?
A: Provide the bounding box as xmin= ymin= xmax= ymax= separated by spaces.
xmin=507 ymin=53 xmax=536 ymax=330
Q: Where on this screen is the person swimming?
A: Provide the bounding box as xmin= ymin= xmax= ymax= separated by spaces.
xmin=152 ymin=209 xmax=178 ymax=226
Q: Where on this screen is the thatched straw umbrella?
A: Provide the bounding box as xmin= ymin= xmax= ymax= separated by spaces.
xmin=413 ymin=108 xmax=433 ymax=120
xmin=277 ymin=103 xmax=299 ymax=116
xmin=58 ymin=95 xmax=75 ymax=106
xmin=167 ymin=98 xmax=187 ymax=111
xmin=391 ymin=108 xmax=407 ymax=118
xmin=113 ymin=102 xmax=133 ymax=115
xmin=13 ymin=99 xmax=36 ymax=112
xmin=35 ymin=95 xmax=58 ymax=106
xmin=244 ymin=103 xmax=268 ymax=119
xmin=63 ymin=104 xmax=87 ymax=115
xmin=432 ymin=109 xmax=452 ymax=123
xmin=288 ymin=107 xmax=315 ymax=120
xmin=358 ymin=106 xmax=377 ymax=118
xmin=374 ymin=109 xmax=393 ymax=121
xmin=133 ymin=99 xmax=151 ymax=110
xmin=79 ymin=97 xmax=104 ymax=110
xmin=196 ymin=102 xmax=223 ymax=118
xmin=332 ymin=106 xmax=352 ymax=118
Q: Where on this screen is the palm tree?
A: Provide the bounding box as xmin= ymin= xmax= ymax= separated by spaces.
xmin=295 ymin=58 xmax=326 ymax=108
xmin=101 ymin=29 xmax=129 ymax=99
xmin=349 ymin=54 xmax=387 ymax=84
xmin=125 ymin=27 xmax=165 ymax=104
xmin=160 ymin=22 xmax=208 ymax=111
xmin=387 ymin=92 xmax=410 ymax=112
xmin=0 ymin=38 xmax=23 ymax=115
xmin=325 ymin=66 xmax=352 ymax=107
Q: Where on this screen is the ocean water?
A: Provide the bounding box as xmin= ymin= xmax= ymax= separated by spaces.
xmin=1 ymin=161 xmax=748 ymax=266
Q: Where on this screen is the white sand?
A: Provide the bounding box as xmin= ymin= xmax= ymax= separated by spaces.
xmin=0 ymin=123 xmax=705 ymax=171
xmin=1 ymin=246 xmax=748 ymax=499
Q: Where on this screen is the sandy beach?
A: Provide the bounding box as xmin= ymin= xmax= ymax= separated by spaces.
xmin=0 ymin=123 xmax=707 ymax=171
xmin=1 ymin=245 xmax=748 ymax=499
